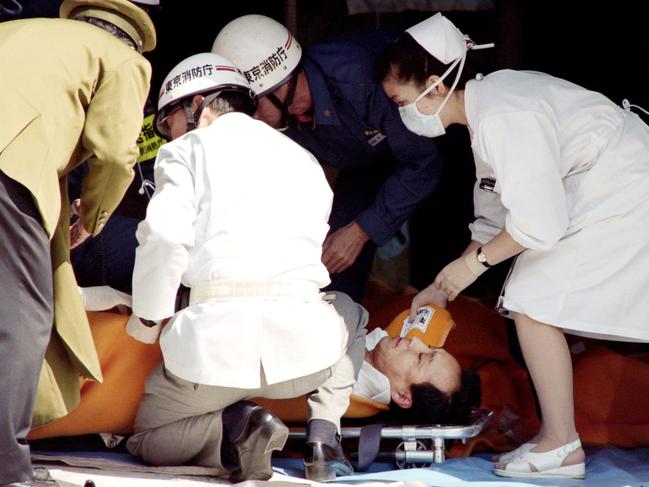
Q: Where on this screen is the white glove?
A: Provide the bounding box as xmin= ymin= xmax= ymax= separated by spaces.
xmin=434 ymin=251 xmax=487 ymax=301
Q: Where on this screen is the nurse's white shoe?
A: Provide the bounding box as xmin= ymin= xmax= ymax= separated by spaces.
xmin=492 ymin=442 xmax=537 ymax=463
xmin=494 ymin=438 xmax=585 ymax=479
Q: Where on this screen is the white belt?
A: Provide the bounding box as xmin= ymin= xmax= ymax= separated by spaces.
xmin=189 ymin=280 xmax=321 ymax=305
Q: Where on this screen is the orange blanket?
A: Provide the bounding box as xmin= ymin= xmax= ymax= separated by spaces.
xmin=29 ymin=297 xmax=649 ymax=453
xmin=364 ymin=293 xmax=649 ymax=454
xmin=28 ymin=312 xmax=162 ymax=440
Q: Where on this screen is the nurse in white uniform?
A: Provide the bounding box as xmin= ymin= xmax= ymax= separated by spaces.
xmin=376 ymin=13 xmax=649 ymax=480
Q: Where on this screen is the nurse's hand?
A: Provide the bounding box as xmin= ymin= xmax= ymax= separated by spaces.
xmin=434 ymin=256 xmax=478 ymax=301
xmin=409 ymin=284 xmax=448 ymax=321
xmin=322 ymin=221 xmax=369 ymax=274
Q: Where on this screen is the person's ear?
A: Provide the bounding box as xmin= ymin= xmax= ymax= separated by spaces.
xmin=425 ymin=75 xmax=447 ymax=96
xmin=391 ymin=387 xmax=413 ymax=409
xmin=191 ymin=94 xmax=205 ymax=112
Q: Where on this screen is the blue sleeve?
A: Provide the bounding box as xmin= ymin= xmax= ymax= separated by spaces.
xmin=306 ymin=33 xmax=444 ymax=245
xmin=357 ymin=97 xmax=443 ymax=245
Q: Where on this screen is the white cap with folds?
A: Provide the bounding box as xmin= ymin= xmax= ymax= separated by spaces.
xmin=406 ymin=12 xmax=469 ymax=64
xmin=403 ymin=12 xmax=494 ymax=136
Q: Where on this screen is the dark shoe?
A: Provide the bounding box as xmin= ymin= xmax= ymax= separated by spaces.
xmin=304 ymin=440 xmax=354 ymax=481
xmin=222 ymin=401 xmax=289 ymax=482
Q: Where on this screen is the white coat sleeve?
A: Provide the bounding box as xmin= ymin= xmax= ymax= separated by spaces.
xmin=469 ymin=176 xmax=507 ymax=244
xmin=132 ymin=138 xmax=197 ymax=320
xmin=476 ymin=111 xmax=569 ymax=250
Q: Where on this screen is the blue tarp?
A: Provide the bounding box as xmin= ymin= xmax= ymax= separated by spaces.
xmin=275 ymin=447 xmax=649 ymax=487
xmin=33 ymin=446 xmax=649 ymax=486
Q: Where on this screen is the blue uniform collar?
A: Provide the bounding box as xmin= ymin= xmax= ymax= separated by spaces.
xmin=303 ymin=56 xmax=340 ymax=126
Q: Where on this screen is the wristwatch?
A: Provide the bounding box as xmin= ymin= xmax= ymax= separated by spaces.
xmin=476 ymin=247 xmax=491 ymax=268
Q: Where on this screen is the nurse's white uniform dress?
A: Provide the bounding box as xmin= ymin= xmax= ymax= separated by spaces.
xmin=465 ymin=70 xmax=649 ymax=342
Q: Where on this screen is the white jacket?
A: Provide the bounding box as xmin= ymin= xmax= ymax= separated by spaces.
xmin=465 ymin=70 xmax=649 ymax=341
xmin=132 ymin=112 xmax=348 ymax=387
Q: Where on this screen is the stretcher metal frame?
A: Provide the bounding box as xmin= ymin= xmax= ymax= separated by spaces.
xmin=288 ymin=408 xmax=493 ymax=467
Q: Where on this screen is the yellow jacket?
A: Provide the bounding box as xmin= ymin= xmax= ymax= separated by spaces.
xmin=0 ymin=18 xmax=151 ymax=426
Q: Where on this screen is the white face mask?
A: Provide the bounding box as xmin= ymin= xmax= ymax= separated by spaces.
xmin=398 ymin=54 xmax=465 ymax=138
xmin=399 ymin=98 xmax=446 ymax=138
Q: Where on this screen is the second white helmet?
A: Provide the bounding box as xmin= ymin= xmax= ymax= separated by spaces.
xmin=212 ymin=14 xmax=302 ymax=96
xmin=156 ymin=52 xmax=255 ymax=137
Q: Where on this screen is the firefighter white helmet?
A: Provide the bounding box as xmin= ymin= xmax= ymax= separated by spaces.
xmin=155 ymin=52 xmax=255 ymax=137
xmin=212 ymin=14 xmax=302 ymax=96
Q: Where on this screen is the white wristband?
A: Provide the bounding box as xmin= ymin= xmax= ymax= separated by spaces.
xmin=126 ymin=314 xmax=162 ymax=344
xmin=464 ymin=250 xmax=489 ymax=278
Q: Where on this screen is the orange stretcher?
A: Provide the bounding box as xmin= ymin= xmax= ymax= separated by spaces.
xmin=31 ymin=293 xmax=648 ymax=467
xmin=28 ymin=301 xmax=492 ymax=466
xmin=254 ymin=304 xmax=494 ymax=467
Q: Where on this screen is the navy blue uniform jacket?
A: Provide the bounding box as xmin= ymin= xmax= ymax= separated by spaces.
xmin=284 ymin=31 xmax=444 ymax=245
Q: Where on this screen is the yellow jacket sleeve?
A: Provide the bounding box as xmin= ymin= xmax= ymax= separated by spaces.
xmin=80 ymin=55 xmax=152 ymax=235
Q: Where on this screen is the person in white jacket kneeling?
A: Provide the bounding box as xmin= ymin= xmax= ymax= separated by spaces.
xmin=126 ymin=52 xmax=365 ymax=482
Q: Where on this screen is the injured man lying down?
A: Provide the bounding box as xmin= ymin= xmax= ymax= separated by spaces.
xmin=74 ymin=286 xmax=481 ymax=481
xmin=354 ymin=316 xmax=481 ymax=425
xmin=122 ymin=288 xmax=482 ymax=425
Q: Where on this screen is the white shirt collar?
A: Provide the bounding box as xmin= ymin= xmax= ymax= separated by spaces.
xmin=352 ymin=328 xmax=391 ymax=404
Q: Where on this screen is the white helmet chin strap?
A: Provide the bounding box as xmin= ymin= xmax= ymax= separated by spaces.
xmin=180 ymin=90 xmax=225 ymax=132
xmin=181 ymin=99 xmax=197 ymax=133
xmin=193 ymin=91 xmax=223 ymax=126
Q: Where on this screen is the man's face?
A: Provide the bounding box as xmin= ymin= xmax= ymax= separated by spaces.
xmin=253 ymin=72 xmax=314 ymax=128
xmin=165 ymin=104 xmax=189 ymax=140
xmin=254 ymin=93 xmax=285 ymax=128
xmin=373 ymin=335 xmax=461 ymax=396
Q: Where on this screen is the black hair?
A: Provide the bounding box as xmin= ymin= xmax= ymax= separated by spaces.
xmin=374 ymin=33 xmax=480 ymax=91
xmin=388 ymin=369 xmax=482 ymax=425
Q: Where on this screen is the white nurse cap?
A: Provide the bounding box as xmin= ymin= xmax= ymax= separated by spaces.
xmin=406 ymin=13 xmax=493 ymax=64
